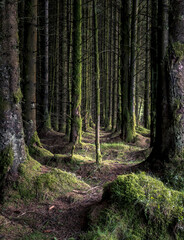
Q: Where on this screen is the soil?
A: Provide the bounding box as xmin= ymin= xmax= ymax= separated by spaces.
xmin=0 ymin=128 xmax=150 ymax=240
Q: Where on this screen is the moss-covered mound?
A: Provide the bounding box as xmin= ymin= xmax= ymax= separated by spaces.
xmin=82 ymin=172 xmax=184 ymax=240
xmin=5 ymin=156 xmax=90 ymax=202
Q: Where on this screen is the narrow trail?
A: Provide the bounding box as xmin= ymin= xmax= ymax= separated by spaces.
xmin=0 ymin=129 xmax=150 ymax=240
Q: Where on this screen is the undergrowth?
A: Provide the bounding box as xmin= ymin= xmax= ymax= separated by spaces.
xmin=4 ymin=154 xmax=89 ymax=203
xmin=82 ymin=172 xmax=184 ymax=240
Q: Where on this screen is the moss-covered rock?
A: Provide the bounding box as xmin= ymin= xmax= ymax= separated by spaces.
xmin=82 ymin=172 xmax=184 ymax=240
xmin=5 ymin=156 xmax=89 ymax=202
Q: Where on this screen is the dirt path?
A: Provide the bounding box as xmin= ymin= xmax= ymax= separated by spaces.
xmin=0 ymin=129 xmax=150 ymax=240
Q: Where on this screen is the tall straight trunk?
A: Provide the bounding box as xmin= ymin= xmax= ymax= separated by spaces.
xmin=150 ymin=0 xmax=158 ymax=146
xmin=43 ymin=0 xmax=51 ymax=129
xmin=116 ymin=12 xmax=121 ymax=132
xmin=121 ymin=0 xmax=132 ymax=142
xmin=112 ymin=2 xmax=118 ymax=132
xmin=66 ymin=0 xmax=72 ymax=137
xmin=59 ymin=0 xmax=67 ymax=133
xmin=93 ymin=0 xmax=102 ymax=164
xmin=144 ymin=0 xmax=150 ymax=129
xmin=129 ymin=0 xmax=138 ymax=139
xmin=54 ymin=0 xmax=60 ymax=131
xmin=108 ymin=1 xmax=113 ymax=129
xmin=83 ymin=3 xmax=90 ymax=131
xmin=135 ymin=11 xmax=141 ymax=125
xmin=102 ymin=0 xmax=107 ymax=125
xmin=0 ymin=0 xmax=26 ymax=192
xmin=23 ymin=0 xmax=38 ymax=145
xmin=147 ymin=0 xmax=184 ymax=168
xmin=105 ymin=0 xmax=109 ymax=129
xmin=70 ymin=0 xmax=82 ymax=144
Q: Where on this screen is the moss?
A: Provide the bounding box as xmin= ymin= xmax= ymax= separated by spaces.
xmin=35 ymin=168 xmax=89 ymax=199
xmin=0 ymin=96 xmax=10 ymax=113
xmin=0 ymin=145 xmax=14 ymax=179
xmin=173 ymin=42 xmax=184 ymax=60
xmin=0 ymin=214 xmax=31 ymax=239
xmin=29 ymin=131 xmax=42 ymax=147
xmin=29 ymin=145 xmax=53 ymax=159
xmin=5 ymin=156 xmax=89 ymax=202
xmin=136 ymin=125 xmax=150 ymax=136
xmin=13 ymin=88 xmax=23 ymax=104
xmin=82 ymin=173 xmax=184 ymax=240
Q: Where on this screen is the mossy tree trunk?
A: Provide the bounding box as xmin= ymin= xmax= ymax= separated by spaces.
xmin=147 ymin=0 xmax=184 ymax=167
xmin=0 ymin=0 xmax=26 ymax=192
xmin=112 ymin=1 xmax=118 ymax=132
xmin=70 ymin=0 xmax=82 ymax=144
xmin=116 ymin=12 xmax=121 ymax=132
xmin=59 ymin=0 xmax=67 ymax=133
xmin=23 ymin=0 xmax=40 ymax=146
xmin=135 ymin=10 xmax=141 ymax=126
xmin=66 ymin=0 xmax=72 ymax=137
xmin=105 ymin=0 xmax=109 ymax=129
xmin=43 ymin=0 xmax=51 ymax=130
xmin=107 ymin=1 xmax=113 ymax=130
xmin=121 ymin=0 xmax=132 ymax=142
xmin=143 ymin=0 xmax=150 ymax=129
xmin=93 ymin=0 xmax=102 ymax=164
xmin=128 ymin=0 xmax=138 ymax=140
xmin=150 ymin=0 xmax=158 ymax=146
xmin=54 ymin=0 xmax=60 ymax=131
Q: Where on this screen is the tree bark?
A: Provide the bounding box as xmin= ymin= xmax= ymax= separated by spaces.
xmin=23 ymin=0 xmax=38 ymax=145
xmin=70 ymin=0 xmax=82 ymax=144
xmin=93 ymin=0 xmax=102 ymax=164
xmin=0 ymin=0 xmax=26 ymax=191
xmin=43 ymin=0 xmax=51 ymax=130
xmin=147 ymin=0 xmax=184 ymax=168
xmin=121 ymin=0 xmax=132 ymax=142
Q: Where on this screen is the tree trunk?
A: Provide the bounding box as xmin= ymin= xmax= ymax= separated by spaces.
xmin=144 ymin=0 xmax=150 ymax=129
xmin=23 ymin=0 xmax=39 ymax=145
xmin=129 ymin=0 xmax=138 ymax=137
xmin=70 ymin=0 xmax=82 ymax=144
xmin=66 ymin=0 xmax=72 ymax=137
xmin=43 ymin=0 xmax=51 ymax=130
xmin=0 ymin=0 xmax=26 ymax=192
xmin=93 ymin=0 xmax=102 ymax=164
xmin=150 ymin=0 xmax=158 ymax=146
xmin=147 ymin=0 xmax=184 ymax=168
xmin=121 ymin=0 xmax=132 ymax=142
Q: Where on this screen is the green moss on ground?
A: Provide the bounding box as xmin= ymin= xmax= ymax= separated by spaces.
xmin=136 ymin=125 xmax=150 ymax=136
xmin=5 ymin=156 xmax=89 ymax=202
xmin=82 ymin=172 xmax=184 ymax=240
xmin=0 ymin=214 xmax=31 ymax=239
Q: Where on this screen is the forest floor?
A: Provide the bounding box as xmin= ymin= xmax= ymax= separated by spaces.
xmin=0 ymin=127 xmax=150 ymax=240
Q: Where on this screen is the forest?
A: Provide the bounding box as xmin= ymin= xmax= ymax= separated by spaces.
xmin=0 ymin=0 xmax=184 ymax=239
